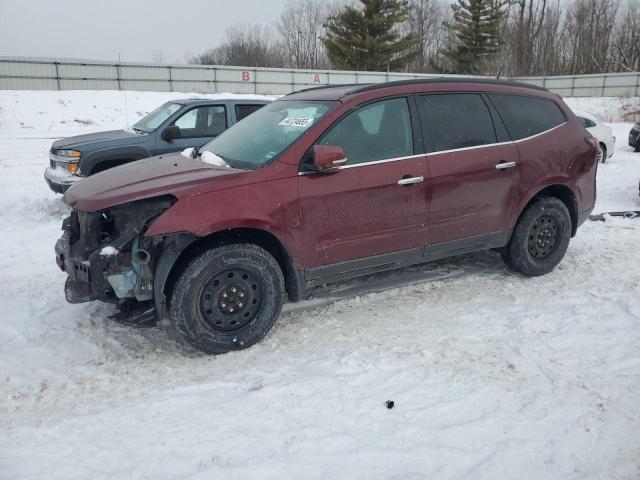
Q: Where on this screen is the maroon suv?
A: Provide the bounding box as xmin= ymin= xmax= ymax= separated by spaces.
xmin=57 ymin=79 xmax=598 ymax=354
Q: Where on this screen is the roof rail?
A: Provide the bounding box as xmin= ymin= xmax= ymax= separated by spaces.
xmin=348 ymin=77 xmax=547 ymax=94
xmin=287 ymin=83 xmax=365 ymax=95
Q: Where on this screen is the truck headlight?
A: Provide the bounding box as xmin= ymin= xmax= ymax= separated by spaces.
xmin=55 ymin=149 xmax=81 ymax=159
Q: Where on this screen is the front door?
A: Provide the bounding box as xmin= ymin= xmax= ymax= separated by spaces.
xmin=298 ymin=97 xmax=429 ymax=275
xmin=416 ymin=93 xmax=520 ymax=245
xmin=156 ymin=105 xmax=227 ymax=155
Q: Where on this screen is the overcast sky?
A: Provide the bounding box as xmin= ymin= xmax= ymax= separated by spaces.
xmin=0 ymin=0 xmax=291 ymax=63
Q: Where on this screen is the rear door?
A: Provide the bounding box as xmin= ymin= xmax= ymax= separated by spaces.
xmin=298 ymin=97 xmax=429 ymax=274
xmin=417 ymin=93 xmax=520 ymax=246
xmin=156 ymin=105 xmax=227 ymax=154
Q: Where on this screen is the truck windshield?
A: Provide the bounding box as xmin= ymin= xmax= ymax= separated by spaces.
xmin=132 ymin=103 xmax=181 ymax=132
xmin=198 ymin=100 xmax=338 ymax=169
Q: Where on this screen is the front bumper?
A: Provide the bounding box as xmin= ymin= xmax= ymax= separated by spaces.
xmin=44 ymin=166 xmax=82 ymax=194
xmin=54 ymin=217 xmax=100 ymax=303
xmin=55 ymin=199 xmax=175 ymax=306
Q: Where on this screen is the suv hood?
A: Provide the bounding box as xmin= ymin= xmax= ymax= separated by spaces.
xmin=52 ymin=129 xmax=138 ymax=150
xmin=64 ymin=152 xmax=244 ymax=212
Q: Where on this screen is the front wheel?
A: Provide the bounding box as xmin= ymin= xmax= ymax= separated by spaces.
xmin=170 ymin=244 xmax=285 ymax=354
xmin=502 ymin=197 xmax=572 ymax=276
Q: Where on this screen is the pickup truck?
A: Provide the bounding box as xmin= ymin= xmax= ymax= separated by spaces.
xmin=44 ymin=97 xmax=271 ymax=193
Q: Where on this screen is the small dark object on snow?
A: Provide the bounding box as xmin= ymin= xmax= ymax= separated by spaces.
xmin=386 ymin=400 xmax=394 ymax=409
xmin=589 ymin=210 xmax=640 ymax=221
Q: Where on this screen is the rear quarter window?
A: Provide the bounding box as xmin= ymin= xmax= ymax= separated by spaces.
xmin=488 ymin=94 xmax=566 ymax=140
xmin=235 ymin=104 xmax=265 ymax=121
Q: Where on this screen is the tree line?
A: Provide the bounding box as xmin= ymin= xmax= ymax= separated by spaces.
xmin=191 ymin=0 xmax=640 ymax=77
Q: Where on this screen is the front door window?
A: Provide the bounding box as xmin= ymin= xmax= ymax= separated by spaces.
xmin=174 ymin=106 xmax=227 ymax=139
xmin=319 ymin=97 xmax=414 ymax=165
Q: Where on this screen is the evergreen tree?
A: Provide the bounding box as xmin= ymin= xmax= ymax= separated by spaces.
xmin=323 ymin=0 xmax=418 ymax=71
xmin=442 ymin=0 xmax=506 ymax=74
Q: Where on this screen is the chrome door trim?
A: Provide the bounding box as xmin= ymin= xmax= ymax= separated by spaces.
xmin=298 ymin=122 xmax=567 ymax=174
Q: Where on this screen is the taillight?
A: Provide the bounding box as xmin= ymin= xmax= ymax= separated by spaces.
xmin=585 ymin=136 xmax=599 ymax=152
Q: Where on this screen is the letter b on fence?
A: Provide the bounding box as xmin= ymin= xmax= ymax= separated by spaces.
xmin=242 ymin=71 xmax=251 ymax=82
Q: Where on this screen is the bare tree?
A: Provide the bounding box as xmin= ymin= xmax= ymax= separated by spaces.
xmin=193 ymin=24 xmax=286 ymax=67
xmin=564 ymin=0 xmax=619 ymax=74
xmin=191 ymin=0 xmax=639 ymax=75
xmin=277 ymin=0 xmax=331 ymax=69
xmin=611 ymin=0 xmax=640 ymax=72
xmin=507 ymin=0 xmax=548 ymax=75
xmin=404 ymin=0 xmax=450 ymax=73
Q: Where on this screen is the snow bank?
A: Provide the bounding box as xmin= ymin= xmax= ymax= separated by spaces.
xmin=564 ymin=96 xmax=640 ymax=123
xmin=0 ymin=90 xmax=276 ymax=138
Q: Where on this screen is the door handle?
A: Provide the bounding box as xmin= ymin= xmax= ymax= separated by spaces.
xmin=495 ymin=161 xmax=517 ymax=170
xmin=397 ymin=176 xmax=424 ymax=186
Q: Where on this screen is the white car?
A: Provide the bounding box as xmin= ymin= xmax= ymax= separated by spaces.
xmin=573 ymin=110 xmax=615 ymax=163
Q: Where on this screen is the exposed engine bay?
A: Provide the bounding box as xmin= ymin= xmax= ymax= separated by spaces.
xmin=54 ymin=197 xmax=176 ymax=318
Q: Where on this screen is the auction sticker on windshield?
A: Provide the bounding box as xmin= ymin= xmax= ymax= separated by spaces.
xmin=278 ymin=117 xmax=313 ymax=128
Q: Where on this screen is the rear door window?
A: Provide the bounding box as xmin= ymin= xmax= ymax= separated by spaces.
xmin=235 ymin=104 xmax=265 ymax=121
xmin=417 ymin=93 xmax=498 ymax=152
xmin=488 ymin=94 xmax=565 ymax=140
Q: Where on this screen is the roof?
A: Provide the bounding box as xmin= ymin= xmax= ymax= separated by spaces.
xmin=284 ymin=77 xmax=548 ymax=101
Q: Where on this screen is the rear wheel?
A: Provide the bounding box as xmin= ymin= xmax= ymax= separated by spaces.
xmin=597 ymin=143 xmax=607 ymax=163
xmin=170 ymin=244 xmax=285 ymax=354
xmin=502 ymin=197 xmax=572 ymax=276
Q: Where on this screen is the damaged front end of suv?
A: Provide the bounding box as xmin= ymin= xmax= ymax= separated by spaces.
xmin=55 ymin=196 xmax=179 ymax=324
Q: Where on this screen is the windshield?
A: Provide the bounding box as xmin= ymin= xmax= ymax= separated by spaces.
xmin=132 ymin=103 xmax=181 ymax=132
xmin=199 ymin=100 xmax=337 ymax=169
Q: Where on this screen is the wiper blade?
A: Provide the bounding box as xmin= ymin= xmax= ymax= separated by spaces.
xmin=131 ymin=127 xmax=146 ymax=134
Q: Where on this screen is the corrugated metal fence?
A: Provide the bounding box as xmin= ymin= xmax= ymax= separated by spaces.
xmin=1 ymin=56 xmax=639 ymax=97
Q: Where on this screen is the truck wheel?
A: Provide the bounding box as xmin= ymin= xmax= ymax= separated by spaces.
xmin=502 ymin=197 xmax=571 ymax=277
xmin=170 ymin=244 xmax=285 ymax=354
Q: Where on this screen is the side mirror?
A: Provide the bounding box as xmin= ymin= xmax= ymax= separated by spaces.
xmin=161 ymin=125 xmax=181 ymax=141
xmin=312 ymin=145 xmax=348 ymax=172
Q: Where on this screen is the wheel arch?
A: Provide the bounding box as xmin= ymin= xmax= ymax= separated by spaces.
xmin=83 ymin=146 xmax=151 ymax=175
xmin=90 ymin=158 xmax=134 ymax=174
xmin=158 ymin=227 xmax=303 ymax=317
xmin=519 ymin=184 xmax=579 ymax=236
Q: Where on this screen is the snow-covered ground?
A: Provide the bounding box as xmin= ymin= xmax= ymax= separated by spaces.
xmin=0 ymin=91 xmax=639 ymax=480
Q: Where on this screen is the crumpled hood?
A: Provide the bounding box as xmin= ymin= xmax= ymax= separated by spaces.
xmin=52 ymin=129 xmax=138 ymax=150
xmin=63 ymin=152 xmax=244 ymax=212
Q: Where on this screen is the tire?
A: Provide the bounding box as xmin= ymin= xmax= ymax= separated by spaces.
xmin=598 ymin=143 xmax=607 ymax=163
xmin=170 ymin=244 xmax=285 ymax=354
xmin=502 ymin=197 xmax=572 ymax=277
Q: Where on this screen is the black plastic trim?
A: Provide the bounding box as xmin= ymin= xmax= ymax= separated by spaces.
xmin=424 ymin=230 xmax=512 ymax=261
xmin=303 ymin=230 xmax=512 ymax=289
